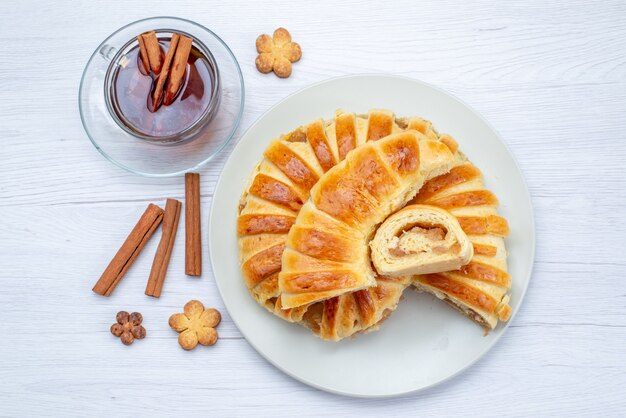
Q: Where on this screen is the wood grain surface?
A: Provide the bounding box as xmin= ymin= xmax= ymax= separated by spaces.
xmin=0 ymin=0 xmax=625 ymax=416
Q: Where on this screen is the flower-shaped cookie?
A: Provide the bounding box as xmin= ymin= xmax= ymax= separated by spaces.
xmin=169 ymin=300 xmax=221 ymax=350
xmin=255 ymin=28 xmax=302 ymax=78
xmin=110 ymin=311 xmax=146 ymax=345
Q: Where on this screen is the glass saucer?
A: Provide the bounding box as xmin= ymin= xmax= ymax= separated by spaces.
xmin=79 ymin=16 xmax=244 ymax=177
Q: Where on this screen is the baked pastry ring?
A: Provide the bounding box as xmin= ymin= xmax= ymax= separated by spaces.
xmin=237 ymin=109 xmax=511 ymax=339
xmin=238 ymin=110 xmax=455 ymax=340
xmin=370 ymin=204 xmax=473 ymax=276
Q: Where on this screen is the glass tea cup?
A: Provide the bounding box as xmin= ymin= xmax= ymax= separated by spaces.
xmin=79 ymin=17 xmax=245 ymax=176
xmin=103 ymin=30 xmax=221 ymax=144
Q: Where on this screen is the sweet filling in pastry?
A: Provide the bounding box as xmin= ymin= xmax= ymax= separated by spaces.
xmin=370 ymin=204 xmax=473 ymax=277
xmin=388 ymin=223 xmax=457 ymax=256
xmin=443 ymin=298 xmax=491 ymax=329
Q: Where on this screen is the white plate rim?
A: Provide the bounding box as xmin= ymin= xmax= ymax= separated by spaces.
xmin=209 ymin=74 xmax=535 ymax=398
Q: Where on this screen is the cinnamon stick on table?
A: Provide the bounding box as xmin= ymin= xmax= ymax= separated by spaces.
xmin=137 ymin=31 xmax=163 ymax=74
xmin=145 ymin=198 xmax=182 ymax=298
xmin=185 ymin=173 xmax=202 ymax=276
xmin=164 ymin=35 xmax=193 ymax=105
xmin=92 ymin=204 xmax=164 ymax=296
xmin=152 ymin=33 xmax=181 ymax=108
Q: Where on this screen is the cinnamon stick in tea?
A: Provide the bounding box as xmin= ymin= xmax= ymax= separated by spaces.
xmin=152 ymin=33 xmax=181 ymax=108
xmin=145 ymin=198 xmax=181 ymax=298
xmin=164 ymin=35 xmax=193 ymax=105
xmin=137 ymin=35 xmax=151 ymax=74
xmin=92 ymin=203 xmax=164 ymax=296
xmin=185 ymin=173 xmax=202 ymax=276
xmin=138 ymin=31 xmax=163 ymax=74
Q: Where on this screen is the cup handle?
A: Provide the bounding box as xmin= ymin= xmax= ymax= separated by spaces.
xmin=99 ymin=44 xmax=117 ymax=62
xmin=99 ymin=44 xmax=131 ymax=68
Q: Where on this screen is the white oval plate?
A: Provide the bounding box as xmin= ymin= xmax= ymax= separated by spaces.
xmin=209 ymin=75 xmax=534 ymax=398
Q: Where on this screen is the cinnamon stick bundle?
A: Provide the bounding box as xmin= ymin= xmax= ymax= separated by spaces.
xmin=92 ymin=204 xmax=164 ymax=296
xmin=185 ymin=173 xmax=202 ymax=276
xmin=145 ymin=198 xmax=182 ymax=298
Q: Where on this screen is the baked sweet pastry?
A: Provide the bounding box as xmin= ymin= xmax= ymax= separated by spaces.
xmin=409 ymin=153 xmax=512 ymax=330
xmin=279 ymin=131 xmax=455 ymax=309
xmin=238 ymin=110 xmax=458 ymax=340
xmin=370 ymin=204 xmax=473 ymax=276
xmin=237 ymin=109 xmax=511 ymax=340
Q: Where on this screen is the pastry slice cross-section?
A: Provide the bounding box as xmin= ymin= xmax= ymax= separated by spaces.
xmin=370 ymin=204 xmax=473 ymax=276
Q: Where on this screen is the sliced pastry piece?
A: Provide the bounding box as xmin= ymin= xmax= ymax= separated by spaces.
xmin=409 ymin=149 xmax=512 ymax=330
xmin=278 ymin=130 xmax=455 ymax=309
xmin=300 ymin=275 xmax=412 ymax=341
xmin=370 ymin=204 xmax=473 ymax=277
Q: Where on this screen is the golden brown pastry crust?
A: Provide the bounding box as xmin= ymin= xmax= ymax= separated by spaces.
xmin=264 ymin=140 xmax=319 ymax=192
xmin=420 ymin=273 xmax=498 ymax=313
xmin=457 ymin=215 xmax=509 ymax=237
xmin=237 ymin=110 xmax=512 ymax=339
xmin=237 ymin=214 xmax=295 ymax=235
xmin=335 ymin=112 xmax=357 ymax=160
xmin=241 ymin=243 xmax=285 ymax=289
xmin=472 ymin=242 xmax=498 ymax=257
xmin=248 ymin=174 xmax=303 ymax=211
xmin=279 ymin=132 xmax=454 ymax=309
xmin=366 ymin=109 xmax=394 ymax=141
xmin=306 ymin=119 xmax=337 ymax=172
xmin=238 ymin=111 xmax=435 ymax=340
xmin=414 ymin=164 xmax=481 ymax=202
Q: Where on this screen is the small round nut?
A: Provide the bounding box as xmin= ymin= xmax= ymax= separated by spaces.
xmin=132 ymin=325 xmax=146 ymax=339
xmin=120 ymin=331 xmax=134 ymax=346
xmin=110 ymin=323 xmax=124 ymax=337
xmin=129 ymin=312 xmax=143 ymax=325
xmin=116 ymin=311 xmax=130 ymax=324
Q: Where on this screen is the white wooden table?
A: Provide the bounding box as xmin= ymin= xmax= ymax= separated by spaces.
xmin=1 ymin=0 xmax=625 ymax=416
